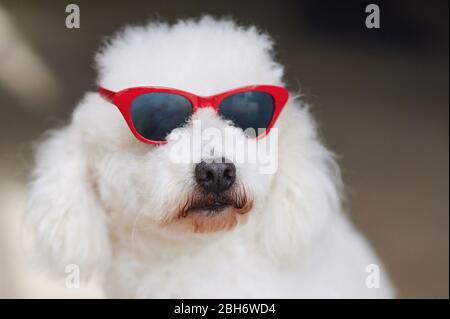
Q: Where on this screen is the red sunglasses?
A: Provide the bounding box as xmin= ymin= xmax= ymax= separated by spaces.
xmin=98 ymin=85 xmax=289 ymax=144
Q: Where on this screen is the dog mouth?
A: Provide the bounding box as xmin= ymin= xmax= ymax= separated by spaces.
xmin=179 ymin=187 xmax=250 ymax=217
xmin=165 ymin=186 xmax=253 ymax=233
xmin=192 ymin=201 xmax=232 ymax=214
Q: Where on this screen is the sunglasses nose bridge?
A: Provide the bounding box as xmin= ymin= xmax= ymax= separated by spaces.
xmin=196 ymin=96 xmax=217 ymax=111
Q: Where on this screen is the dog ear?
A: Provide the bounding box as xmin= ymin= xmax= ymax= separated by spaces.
xmin=27 ymin=126 xmax=110 ymax=279
xmin=256 ymin=105 xmax=344 ymax=260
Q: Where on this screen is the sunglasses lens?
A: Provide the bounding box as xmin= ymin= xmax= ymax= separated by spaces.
xmin=131 ymin=93 xmax=192 ymax=141
xmin=218 ymin=91 xmax=275 ymax=137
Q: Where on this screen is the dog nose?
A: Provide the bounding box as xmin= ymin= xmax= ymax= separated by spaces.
xmin=195 ymin=158 xmax=236 ymax=193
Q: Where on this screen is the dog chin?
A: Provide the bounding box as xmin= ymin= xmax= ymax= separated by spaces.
xmin=162 ymin=186 xmax=253 ymax=233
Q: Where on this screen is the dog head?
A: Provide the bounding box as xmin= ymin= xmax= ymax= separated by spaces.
xmin=91 ymin=17 xmax=286 ymax=234
xmin=27 ymin=17 xmax=342 ymax=276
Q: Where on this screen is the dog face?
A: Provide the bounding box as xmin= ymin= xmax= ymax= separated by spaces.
xmin=85 ymin=17 xmax=284 ymax=233
xmin=89 ymin=105 xmax=278 ymax=234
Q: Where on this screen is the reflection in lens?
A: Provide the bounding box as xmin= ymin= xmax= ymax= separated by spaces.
xmin=131 ymin=93 xmax=192 ymax=141
xmin=218 ymin=91 xmax=275 ymax=137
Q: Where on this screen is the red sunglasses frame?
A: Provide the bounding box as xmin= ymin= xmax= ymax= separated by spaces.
xmin=98 ymin=85 xmax=289 ymax=144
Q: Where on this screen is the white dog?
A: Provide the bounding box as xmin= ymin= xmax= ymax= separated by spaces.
xmin=27 ymin=17 xmax=394 ymax=298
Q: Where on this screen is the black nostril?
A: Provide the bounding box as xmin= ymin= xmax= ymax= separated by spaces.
xmin=195 ymin=158 xmax=236 ymax=193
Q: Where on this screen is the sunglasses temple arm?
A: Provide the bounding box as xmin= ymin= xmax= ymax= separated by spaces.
xmin=98 ymin=86 xmax=116 ymax=103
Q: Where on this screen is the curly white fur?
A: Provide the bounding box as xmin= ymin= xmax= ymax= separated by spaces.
xmin=27 ymin=16 xmax=394 ymax=298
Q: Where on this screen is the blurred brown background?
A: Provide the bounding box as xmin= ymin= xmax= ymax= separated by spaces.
xmin=0 ymin=0 xmax=448 ymax=298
